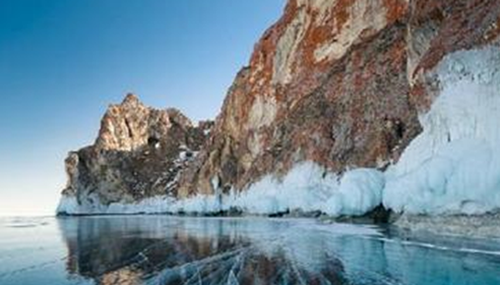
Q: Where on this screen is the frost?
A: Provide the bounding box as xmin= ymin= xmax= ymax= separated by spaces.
xmin=231 ymin=164 xmax=384 ymax=216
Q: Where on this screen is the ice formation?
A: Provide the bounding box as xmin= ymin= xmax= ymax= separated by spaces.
xmin=230 ymin=162 xmax=339 ymax=215
xmin=57 ymin=162 xmax=385 ymax=216
xmin=383 ymin=46 xmax=500 ymax=215
xmin=224 ymin=163 xmax=383 ymax=217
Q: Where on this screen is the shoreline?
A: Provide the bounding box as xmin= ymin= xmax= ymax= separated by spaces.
xmin=56 ymin=208 xmax=500 ymax=240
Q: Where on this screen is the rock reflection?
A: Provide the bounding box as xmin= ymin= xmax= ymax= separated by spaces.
xmin=57 ymin=216 xmax=500 ymax=285
xmin=57 ymin=217 xmax=349 ymax=285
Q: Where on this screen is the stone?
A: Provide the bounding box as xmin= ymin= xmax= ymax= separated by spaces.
xmin=60 ymin=93 xmax=213 ymax=207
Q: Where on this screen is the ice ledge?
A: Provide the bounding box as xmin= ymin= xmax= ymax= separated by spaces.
xmin=383 ymin=46 xmax=500 ymax=215
xmin=395 ymin=213 xmax=500 ymax=239
xmin=56 ymin=162 xmax=386 ymax=217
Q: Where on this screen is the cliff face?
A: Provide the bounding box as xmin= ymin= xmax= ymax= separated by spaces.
xmin=58 ymin=94 xmax=212 ymax=214
xmin=58 ymin=0 xmax=500 ymax=216
xmin=178 ymin=0 xmax=419 ymax=197
xmin=179 ymin=0 xmax=500 ymax=197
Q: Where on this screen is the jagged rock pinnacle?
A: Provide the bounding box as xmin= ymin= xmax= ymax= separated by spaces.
xmin=121 ymin=93 xmax=141 ymax=107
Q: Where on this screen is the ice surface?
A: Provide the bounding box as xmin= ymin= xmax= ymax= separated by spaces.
xmin=395 ymin=213 xmax=500 ymax=239
xmin=2 ymin=216 xmax=500 ymax=285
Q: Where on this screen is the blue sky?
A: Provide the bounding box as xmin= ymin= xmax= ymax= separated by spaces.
xmin=0 ymin=0 xmax=285 ymax=216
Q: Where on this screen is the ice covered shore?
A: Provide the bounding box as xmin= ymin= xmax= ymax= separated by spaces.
xmin=394 ymin=213 xmax=500 ymax=239
xmin=58 ymin=47 xmax=500 ymax=220
xmin=57 ymin=164 xmax=384 ymax=216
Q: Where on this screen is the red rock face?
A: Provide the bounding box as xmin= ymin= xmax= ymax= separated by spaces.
xmin=407 ymin=0 xmax=500 ymax=110
xmin=178 ymin=0 xmax=500 ymax=197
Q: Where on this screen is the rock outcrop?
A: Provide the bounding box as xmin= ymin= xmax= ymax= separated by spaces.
xmin=58 ymin=0 xmax=500 ymax=216
xmin=178 ymin=0 xmax=500 ymax=214
xmin=58 ymin=94 xmax=213 ymax=214
xmin=178 ymin=0 xmax=421 ymax=198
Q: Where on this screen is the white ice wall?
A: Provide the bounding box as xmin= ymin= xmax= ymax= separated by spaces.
xmin=383 ymin=46 xmax=500 ymax=214
xmin=57 ymin=163 xmax=385 ymax=216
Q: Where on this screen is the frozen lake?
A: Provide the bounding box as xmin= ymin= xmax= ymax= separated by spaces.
xmin=0 ymin=216 xmax=499 ymax=285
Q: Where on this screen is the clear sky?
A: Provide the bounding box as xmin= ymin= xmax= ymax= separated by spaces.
xmin=0 ymin=0 xmax=285 ymax=216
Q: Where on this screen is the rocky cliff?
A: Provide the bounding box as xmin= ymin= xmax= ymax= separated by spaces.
xmin=58 ymin=0 xmax=500 ymax=216
xmin=177 ymin=0 xmax=500 ymax=215
xmin=178 ymin=0 xmax=421 ymax=198
xmin=57 ymin=94 xmax=213 ymax=214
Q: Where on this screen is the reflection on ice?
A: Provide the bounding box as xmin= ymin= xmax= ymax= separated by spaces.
xmin=56 ymin=216 xmax=500 ymax=285
xmin=1 ymin=216 xmax=499 ymax=284
xmin=59 ymin=217 xmax=350 ymax=284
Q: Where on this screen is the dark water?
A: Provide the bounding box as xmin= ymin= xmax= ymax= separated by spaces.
xmin=0 ymin=216 xmax=500 ymax=285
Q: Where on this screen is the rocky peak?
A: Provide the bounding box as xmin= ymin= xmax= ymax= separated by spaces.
xmin=95 ymin=93 xmax=171 ymax=152
xmin=58 ymin=94 xmax=213 ymax=212
xmin=121 ymin=92 xmax=141 ymax=106
xmin=166 ymin=108 xmax=193 ymax=128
